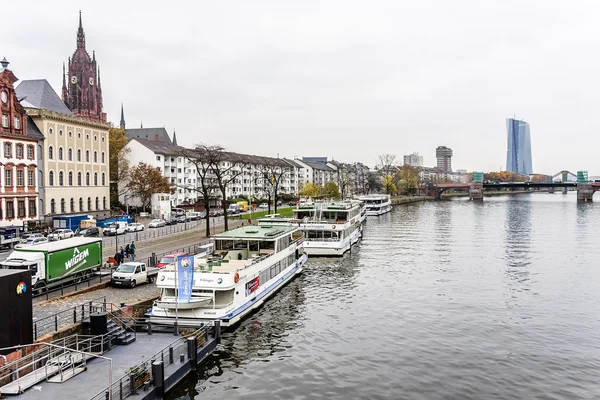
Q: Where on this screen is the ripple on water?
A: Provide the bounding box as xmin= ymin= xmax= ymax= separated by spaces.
xmin=168 ymin=195 xmax=600 ymax=400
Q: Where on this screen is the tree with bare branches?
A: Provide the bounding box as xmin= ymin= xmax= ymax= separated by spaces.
xmin=203 ymin=146 xmax=247 ymax=231
xmin=257 ymin=161 xmax=289 ymax=214
xmin=180 ymin=147 xmax=219 ymax=238
xmin=126 ymin=162 xmax=174 ymax=211
xmin=376 ymin=154 xmax=397 ymax=177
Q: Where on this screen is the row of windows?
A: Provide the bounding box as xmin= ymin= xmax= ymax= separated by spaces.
xmin=1 ymin=115 xmax=21 ymax=130
xmin=48 ymin=171 xmax=106 ymax=186
xmin=3 ymin=143 xmax=35 ymax=159
xmin=48 ymin=128 xmax=106 ymax=143
xmin=50 ymin=197 xmax=107 ymax=214
xmin=3 ymin=169 xmax=35 ymax=187
xmin=0 ymin=199 xmax=36 ymax=219
xmin=48 ymin=147 xmax=105 ymax=163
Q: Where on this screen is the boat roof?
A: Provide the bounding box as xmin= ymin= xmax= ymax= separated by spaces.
xmin=16 ymin=237 xmax=101 ymax=253
xmin=214 ymin=225 xmax=297 ymax=239
xmin=296 ymin=200 xmax=362 ymax=211
xmin=355 ymin=194 xmax=390 ymax=199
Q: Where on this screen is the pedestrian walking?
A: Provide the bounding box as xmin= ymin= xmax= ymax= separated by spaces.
xmin=130 ymin=241 xmax=136 ymax=261
xmin=120 ymin=246 xmax=125 ymax=261
xmin=113 ymin=251 xmax=121 ymax=266
xmin=125 ymin=243 xmax=130 ymax=257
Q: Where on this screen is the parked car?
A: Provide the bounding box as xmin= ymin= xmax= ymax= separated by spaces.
xmin=20 ymin=233 xmax=44 ymax=243
xmin=156 ymin=252 xmax=189 ymax=268
xmin=75 ymin=227 xmax=100 ymax=237
xmin=175 ymin=216 xmax=187 ymax=223
xmin=15 ymin=237 xmax=48 ymax=249
xmin=148 ymin=219 xmax=166 ymax=228
xmin=259 ymin=203 xmax=268 ymax=208
xmin=126 ymin=223 xmax=145 ymax=232
xmin=276 ymin=200 xmax=282 ymax=206
xmin=103 ymin=221 xmax=127 ymax=236
xmin=164 ymin=218 xmax=177 ymax=225
xmin=287 ymin=201 xmax=297 ymax=206
xmin=47 ymin=229 xmax=74 ymax=241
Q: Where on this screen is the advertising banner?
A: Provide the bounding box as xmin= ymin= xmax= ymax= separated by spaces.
xmin=177 ymin=255 xmax=194 ymax=303
xmin=245 ymin=276 xmax=260 ymax=296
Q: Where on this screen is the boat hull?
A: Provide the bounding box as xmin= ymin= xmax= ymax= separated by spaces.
xmin=365 ymin=204 xmax=392 ymax=216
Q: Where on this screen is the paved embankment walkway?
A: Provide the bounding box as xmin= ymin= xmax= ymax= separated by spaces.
xmin=33 ymin=219 xmax=247 ymax=319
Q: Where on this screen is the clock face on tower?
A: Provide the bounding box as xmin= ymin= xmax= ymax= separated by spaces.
xmin=0 ymin=91 xmax=7 ymax=104
xmin=71 ymin=76 xmax=78 ymax=84
xmin=89 ymin=77 xmax=94 ymax=85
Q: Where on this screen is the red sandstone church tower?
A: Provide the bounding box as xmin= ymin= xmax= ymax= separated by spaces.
xmin=61 ymin=11 xmax=106 ymax=122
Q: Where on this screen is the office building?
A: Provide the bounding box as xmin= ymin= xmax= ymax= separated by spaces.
xmin=403 ymin=152 xmax=423 ymax=167
xmin=436 ymin=146 xmax=452 ymax=173
xmin=506 ymin=118 xmax=532 ymax=176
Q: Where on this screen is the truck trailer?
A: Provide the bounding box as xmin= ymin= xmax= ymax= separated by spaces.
xmin=0 ymin=237 xmax=103 ymax=291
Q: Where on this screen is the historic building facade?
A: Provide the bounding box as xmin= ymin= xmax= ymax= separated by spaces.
xmin=61 ymin=12 xmax=106 ymax=122
xmin=0 ymin=59 xmax=44 ymax=226
xmin=16 ymin=78 xmax=110 ymax=221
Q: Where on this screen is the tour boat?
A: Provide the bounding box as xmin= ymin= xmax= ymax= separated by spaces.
xmin=284 ymin=200 xmax=365 ymax=256
xmin=355 ymin=194 xmax=392 ymax=216
xmin=148 ymin=225 xmax=307 ymax=327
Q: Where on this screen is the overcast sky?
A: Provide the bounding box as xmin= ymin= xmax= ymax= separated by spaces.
xmin=4 ymin=1 xmax=600 ymax=174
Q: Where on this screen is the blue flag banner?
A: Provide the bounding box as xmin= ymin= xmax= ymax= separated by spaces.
xmin=177 ymin=255 xmax=193 ymax=304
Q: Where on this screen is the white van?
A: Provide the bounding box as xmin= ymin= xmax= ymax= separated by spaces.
xmin=171 ymin=208 xmax=185 ymax=217
xmin=103 ymin=221 xmax=128 ymax=236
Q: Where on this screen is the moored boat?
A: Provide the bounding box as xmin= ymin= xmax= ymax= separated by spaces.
xmin=148 ymin=224 xmax=307 ymax=327
xmin=355 ymin=194 xmax=392 ymax=216
xmin=288 ymin=200 xmax=365 ymax=256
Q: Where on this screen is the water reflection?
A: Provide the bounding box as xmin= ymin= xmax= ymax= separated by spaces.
xmin=167 ymin=277 xmax=307 ymax=399
xmin=503 ymin=199 xmax=532 ymax=291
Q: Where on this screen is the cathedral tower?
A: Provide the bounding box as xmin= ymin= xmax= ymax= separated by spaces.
xmin=61 ymin=11 xmax=106 ymax=121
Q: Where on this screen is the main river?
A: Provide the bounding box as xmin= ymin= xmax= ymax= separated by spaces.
xmin=168 ymin=193 xmax=600 ymax=399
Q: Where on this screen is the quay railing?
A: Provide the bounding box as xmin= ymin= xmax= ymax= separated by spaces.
xmin=89 ymin=324 xmax=216 ymax=400
xmin=33 ymin=296 xmax=107 ymax=340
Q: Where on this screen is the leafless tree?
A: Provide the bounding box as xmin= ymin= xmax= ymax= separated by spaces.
xmin=376 ymin=154 xmax=397 ymax=177
xmin=180 ymin=147 xmax=219 ymax=238
xmin=257 ymin=160 xmax=289 ymax=214
xmin=335 ymin=164 xmax=352 ymax=199
xmin=204 ymin=146 xmax=247 ymax=231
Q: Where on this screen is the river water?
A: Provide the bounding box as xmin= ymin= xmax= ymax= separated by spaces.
xmin=168 ymin=194 xmax=600 ymax=400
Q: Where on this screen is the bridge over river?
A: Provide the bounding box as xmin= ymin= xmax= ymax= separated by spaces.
xmin=429 ymin=170 xmax=600 ymax=202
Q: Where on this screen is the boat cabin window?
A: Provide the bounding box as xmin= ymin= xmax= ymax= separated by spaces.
xmin=260 ymin=240 xmax=275 ymax=251
xmin=234 ymin=239 xmax=248 ymax=250
xmin=295 ymin=211 xmax=312 ymax=219
xmin=248 ymin=240 xmax=259 ymax=252
xmin=215 ymin=240 xmax=234 ymax=251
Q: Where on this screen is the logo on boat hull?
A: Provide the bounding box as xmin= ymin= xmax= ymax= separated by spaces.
xmin=217 ymin=278 xmax=223 ymax=284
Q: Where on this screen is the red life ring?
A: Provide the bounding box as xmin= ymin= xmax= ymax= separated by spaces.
xmin=234 ymin=273 xmax=240 ymax=283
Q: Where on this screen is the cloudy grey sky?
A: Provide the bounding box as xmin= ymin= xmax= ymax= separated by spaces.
xmin=4 ymin=1 xmax=600 ymax=174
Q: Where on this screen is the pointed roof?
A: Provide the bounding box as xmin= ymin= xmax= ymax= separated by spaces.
xmin=15 ymin=80 xmax=74 ymax=116
xmin=77 ymin=10 xmax=85 ymax=49
xmin=172 ymin=130 xmax=177 ymax=146
xmin=120 ymin=103 xmax=126 ymax=129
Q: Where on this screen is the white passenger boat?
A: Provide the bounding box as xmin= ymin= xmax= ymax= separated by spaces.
xmin=148 ymin=225 xmax=307 ymax=327
xmin=355 ymin=194 xmax=392 ymax=216
xmin=282 ymin=200 xmax=365 ymax=256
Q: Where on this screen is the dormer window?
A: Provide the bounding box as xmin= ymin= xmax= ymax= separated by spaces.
xmin=1 ymin=115 xmax=8 ymax=128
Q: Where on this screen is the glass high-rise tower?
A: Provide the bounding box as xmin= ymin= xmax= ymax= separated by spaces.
xmin=506 ymin=118 xmax=532 ymax=176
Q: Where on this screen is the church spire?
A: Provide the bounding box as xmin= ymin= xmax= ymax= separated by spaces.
xmin=120 ymin=104 xmax=126 ymax=129
xmin=61 ymin=62 xmax=67 ymax=102
xmin=140 ymin=121 xmax=143 ymax=129
xmin=77 ymin=10 xmax=86 ymax=49
xmin=172 ymin=129 xmax=178 ymax=146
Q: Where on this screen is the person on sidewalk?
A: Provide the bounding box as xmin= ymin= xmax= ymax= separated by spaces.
xmin=129 ymin=241 xmax=136 ymax=261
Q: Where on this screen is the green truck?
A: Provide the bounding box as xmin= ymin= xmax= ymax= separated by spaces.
xmin=0 ymin=237 xmax=102 ymax=290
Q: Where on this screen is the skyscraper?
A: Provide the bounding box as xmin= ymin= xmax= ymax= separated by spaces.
xmin=506 ymin=118 xmax=532 ymax=176
xmin=436 ymin=146 xmax=452 ymax=172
